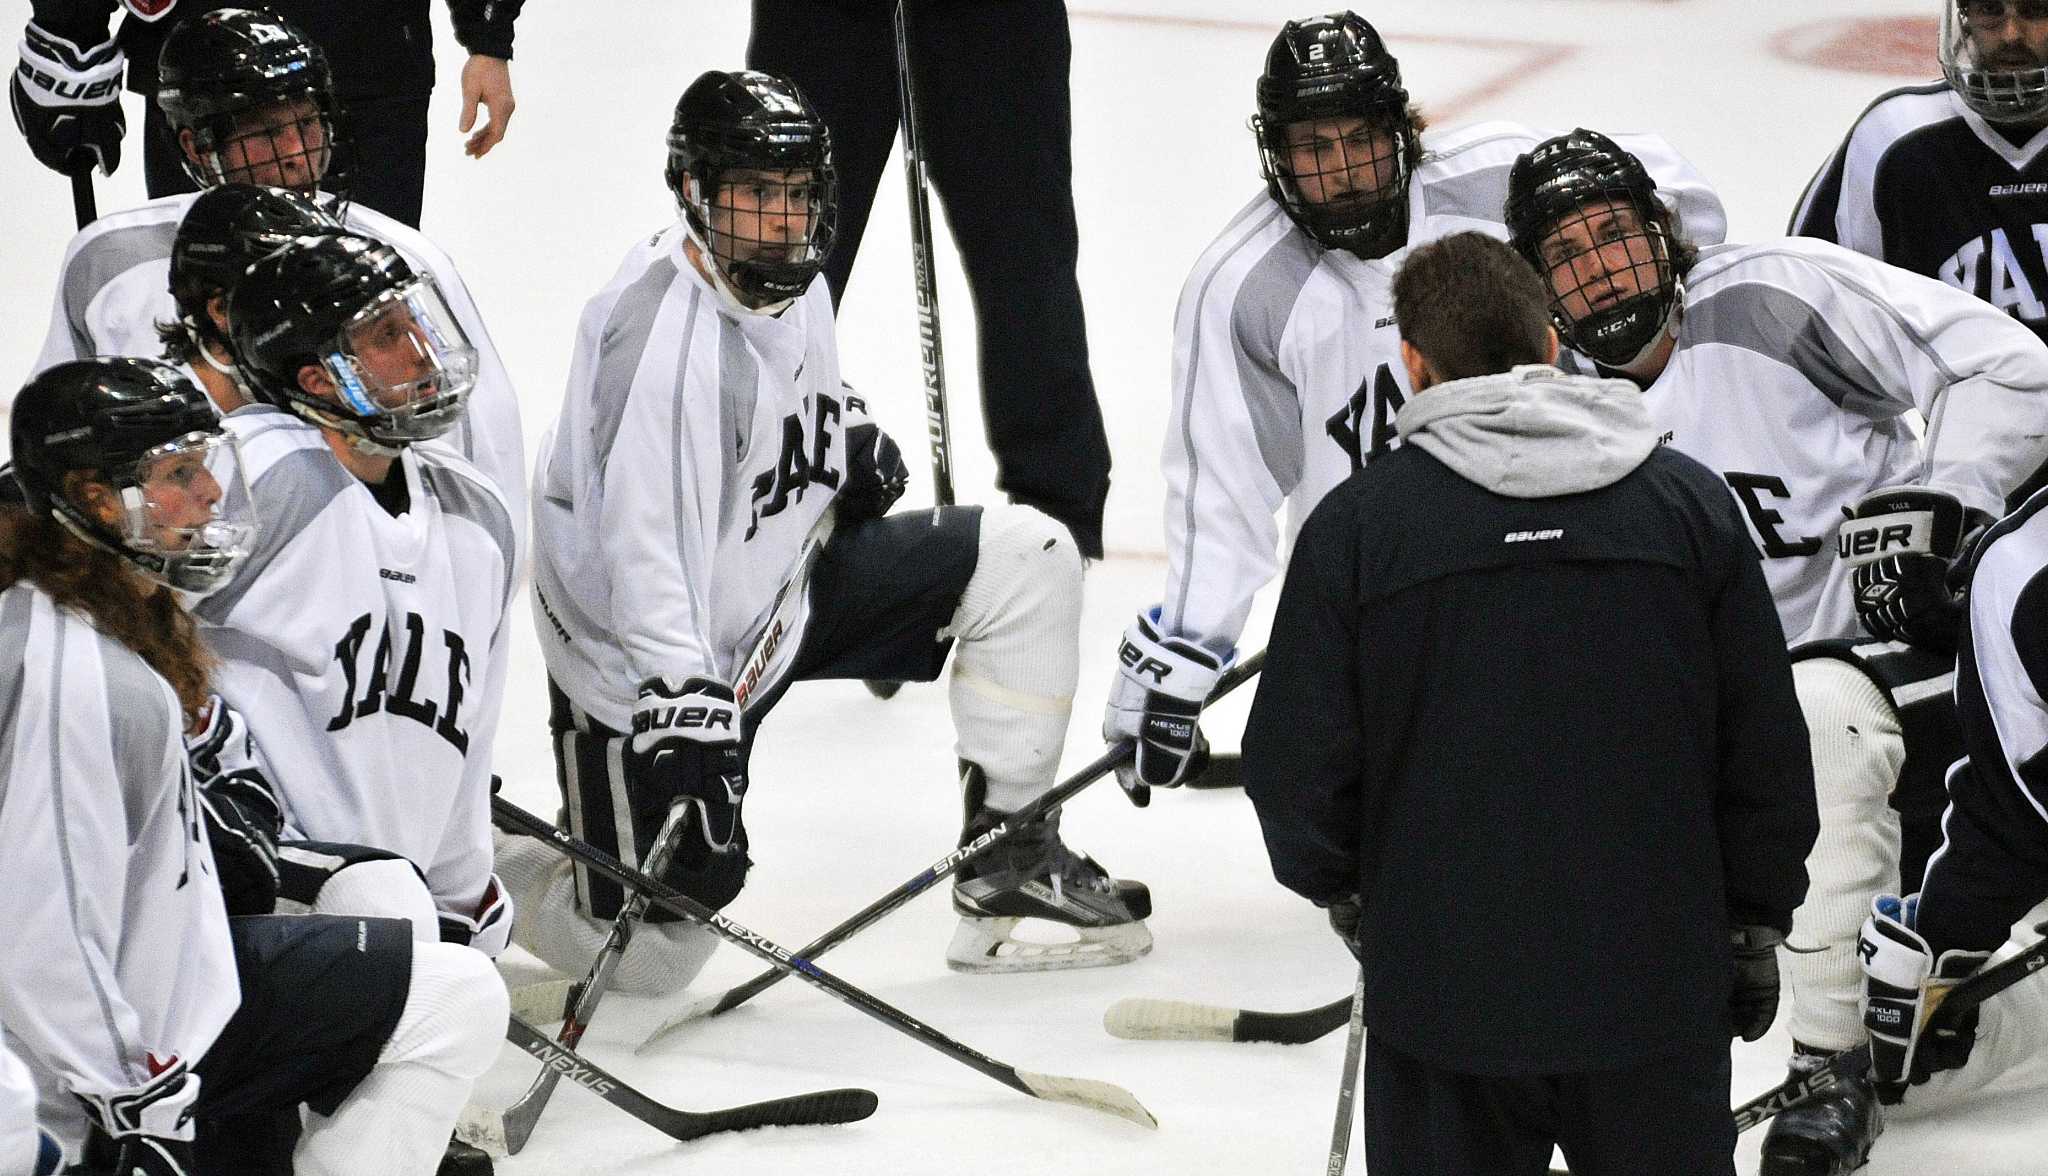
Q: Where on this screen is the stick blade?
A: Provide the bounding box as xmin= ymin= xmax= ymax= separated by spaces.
xmin=635 ymin=989 xmax=733 ymax=1055
xmin=676 ymin=1087 xmax=880 ymax=1138
xmin=1014 ymin=1069 xmax=1158 ymax=1129
xmin=1102 ymin=997 xmax=1235 ymax=1042
xmin=453 ymin=1105 xmax=510 ymax=1157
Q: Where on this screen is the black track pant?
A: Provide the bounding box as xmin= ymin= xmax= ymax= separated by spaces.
xmin=748 ymin=0 xmax=1111 ymax=556
xmin=1361 ymin=1031 xmax=1736 ymax=1176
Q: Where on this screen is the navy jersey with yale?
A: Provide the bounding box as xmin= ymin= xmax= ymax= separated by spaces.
xmin=1794 ymin=82 xmax=2048 ymax=346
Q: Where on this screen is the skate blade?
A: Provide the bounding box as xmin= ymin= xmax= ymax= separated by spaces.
xmin=1102 ymin=997 xmax=1235 ymax=1042
xmin=945 ymin=916 xmax=1153 ymax=974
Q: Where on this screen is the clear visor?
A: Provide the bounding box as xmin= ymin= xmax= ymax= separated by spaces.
xmin=320 ymin=278 xmax=477 ymax=445
xmin=113 ymin=430 xmax=256 ymax=595
xmin=1942 ymin=1 xmax=2048 ymax=121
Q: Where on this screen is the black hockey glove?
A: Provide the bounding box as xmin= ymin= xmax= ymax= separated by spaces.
xmin=186 ymin=697 xmax=283 ymax=915
xmin=631 ymin=676 xmax=751 ymax=910
xmin=837 ymin=421 xmax=909 ymax=524
xmin=75 ymin=1062 xmax=200 ymax=1176
xmin=1102 ymin=608 xmax=1230 ymax=804
xmin=1839 ymin=487 xmax=1991 ymax=654
xmin=1860 ymin=894 xmax=1990 ymax=1103
xmin=11 ymin=22 xmax=125 ymax=177
xmin=1324 ymin=894 xmax=1364 ymax=963
xmin=1728 ymin=924 xmax=1783 ymax=1042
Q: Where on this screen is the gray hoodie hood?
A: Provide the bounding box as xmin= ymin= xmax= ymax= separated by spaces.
xmin=1394 ymin=364 xmax=1658 ymax=499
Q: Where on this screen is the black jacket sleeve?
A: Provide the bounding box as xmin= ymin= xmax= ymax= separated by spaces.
xmin=27 ymin=0 xmax=120 ymax=48
xmin=1704 ymin=489 xmax=1819 ymax=934
xmin=1242 ymin=488 xmax=1367 ymax=907
xmin=446 ymin=0 xmax=522 ymax=59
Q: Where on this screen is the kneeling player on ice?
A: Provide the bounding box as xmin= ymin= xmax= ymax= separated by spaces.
xmin=1858 ymin=487 xmax=2048 ymax=1113
xmin=503 ymin=67 xmax=1148 ymax=986
xmin=0 ymin=358 xmax=506 ymax=1175
xmin=188 ymin=230 xmax=520 ymax=962
xmin=1241 ymin=233 xmax=1815 ymax=1176
xmin=1502 ymin=128 xmax=2048 ymax=1176
xmin=1101 ymin=11 xmax=1723 ymax=797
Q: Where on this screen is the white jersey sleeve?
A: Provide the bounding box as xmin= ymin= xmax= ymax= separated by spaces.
xmin=0 ymin=584 xmax=237 ymax=1123
xmin=31 ymin=195 xmax=197 ymax=373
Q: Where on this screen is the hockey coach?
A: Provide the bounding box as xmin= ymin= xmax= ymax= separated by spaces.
xmin=1242 ymin=231 xmax=1819 ymax=1175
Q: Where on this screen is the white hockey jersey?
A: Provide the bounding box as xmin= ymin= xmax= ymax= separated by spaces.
xmin=29 ymin=193 xmax=528 ymax=562
xmin=533 ymin=224 xmax=865 ymax=730
xmin=1159 ymin=122 xmax=1727 ymax=654
xmin=0 ymin=582 xmax=237 ymax=1131
xmin=193 ymin=406 xmax=515 ymax=922
xmin=0 ymin=1031 xmax=34 ymax=1173
xmin=1563 ymin=238 xmax=2048 ymax=646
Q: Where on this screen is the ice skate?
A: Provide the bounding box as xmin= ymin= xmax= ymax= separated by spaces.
xmin=1759 ymin=1044 xmax=1883 ymax=1176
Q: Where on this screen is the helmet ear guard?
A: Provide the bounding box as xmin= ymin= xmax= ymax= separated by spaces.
xmin=1504 ymin=129 xmax=1685 ymax=369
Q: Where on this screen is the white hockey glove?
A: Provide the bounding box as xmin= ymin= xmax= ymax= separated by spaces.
xmin=11 ymin=21 xmax=125 ymax=177
xmin=1860 ymin=893 xmax=1992 ymax=1104
xmin=1839 ymin=487 xmax=1991 ymax=654
xmin=74 ymin=1061 xmax=200 ymax=1175
xmin=1102 ymin=608 xmax=1231 ymax=805
xmin=439 ymin=874 xmax=513 ymax=956
xmin=631 ymin=676 xmax=751 ymax=909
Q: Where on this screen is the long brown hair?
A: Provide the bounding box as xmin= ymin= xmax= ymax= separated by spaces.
xmin=0 ymin=505 xmax=215 ymax=727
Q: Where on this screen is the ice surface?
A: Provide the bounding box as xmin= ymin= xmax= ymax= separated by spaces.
xmin=4 ymin=1 xmax=2044 ymax=1170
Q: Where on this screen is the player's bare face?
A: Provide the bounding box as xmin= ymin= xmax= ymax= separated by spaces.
xmin=213 ymin=97 xmax=330 ymax=192
xmin=1964 ymin=0 xmax=2048 ymax=69
xmin=1281 ymin=116 xmax=1400 ymax=208
xmin=1535 ymin=199 xmax=1663 ymax=327
xmin=710 ymin=169 xmax=818 ymax=267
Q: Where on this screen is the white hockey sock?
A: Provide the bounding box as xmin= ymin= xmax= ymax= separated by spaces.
xmin=1785 ymin=658 xmax=1905 ymax=1052
xmin=306 ymin=856 xmax=443 ymax=943
xmin=942 ymin=504 xmax=1083 ymax=811
xmin=294 ymin=942 xmax=506 ymax=1176
xmin=494 ymin=830 xmax=718 ymax=996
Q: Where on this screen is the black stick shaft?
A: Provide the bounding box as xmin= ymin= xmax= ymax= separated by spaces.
xmin=70 ymin=169 xmax=96 ymax=229
xmin=893 ymin=0 xmax=954 ymax=506
xmin=656 ymin=651 xmax=1268 ymax=1030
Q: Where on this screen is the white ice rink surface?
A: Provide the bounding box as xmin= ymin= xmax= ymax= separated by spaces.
xmin=8 ymin=0 xmax=2048 ymax=1171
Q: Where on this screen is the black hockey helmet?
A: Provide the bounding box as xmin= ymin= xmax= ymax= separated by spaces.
xmin=156 ymin=8 xmax=342 ymax=194
xmin=1252 ymin=12 xmax=1417 ymax=257
xmin=229 ymin=231 xmax=477 ymax=453
xmin=10 ymin=358 xmax=254 ymax=593
xmin=1504 ymin=129 xmax=1682 ymax=369
xmin=170 ymin=184 xmax=340 ymax=358
xmin=1942 ymin=0 xmax=2048 ymax=123
xmin=665 ymin=69 xmax=838 ymax=308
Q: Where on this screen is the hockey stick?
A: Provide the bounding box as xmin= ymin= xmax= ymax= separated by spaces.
xmin=636 ymin=650 xmax=1269 ymax=1050
xmin=70 ymin=168 xmax=96 ymax=229
xmin=1731 ymin=921 xmax=2048 ymax=1132
xmin=1324 ymin=965 xmax=1368 ymax=1174
xmin=893 ymin=0 xmax=954 ymax=508
xmin=1104 ymin=992 xmax=1352 ymax=1045
xmin=495 ymin=802 xmax=696 ymax=1153
xmin=455 ymin=1013 xmax=878 ymax=1156
xmin=493 ymin=795 xmax=1158 ymax=1128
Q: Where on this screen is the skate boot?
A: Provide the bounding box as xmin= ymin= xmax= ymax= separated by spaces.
xmin=1759 ymin=1043 xmax=1883 ymax=1175
xmin=948 ymin=764 xmax=1152 ymax=973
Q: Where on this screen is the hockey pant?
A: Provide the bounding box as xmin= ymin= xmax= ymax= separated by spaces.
xmin=509 ymin=504 xmax=1084 ymax=995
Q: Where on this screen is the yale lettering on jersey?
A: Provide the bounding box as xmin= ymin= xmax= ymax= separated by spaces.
xmin=1939 ymin=225 xmax=2048 ymax=323
xmin=1724 ymin=471 xmax=1823 ymax=558
xmin=746 ymin=391 xmax=845 ymax=540
xmin=327 ymin=611 xmax=474 ymax=752
xmin=1326 ymin=363 xmax=1406 ymax=474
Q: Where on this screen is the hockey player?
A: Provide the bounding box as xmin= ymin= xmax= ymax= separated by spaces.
xmin=0 ymin=356 xmax=505 ymax=1175
xmin=1504 ymin=128 xmax=2048 ymax=1176
xmin=192 ymin=230 xmax=519 ymax=959
xmin=1858 ymin=485 xmax=2048 ymax=1107
xmin=29 ymin=7 xmax=526 ymax=560
xmin=1101 ymin=10 xmax=1725 ymax=795
xmin=506 ymin=67 xmax=1147 ymax=990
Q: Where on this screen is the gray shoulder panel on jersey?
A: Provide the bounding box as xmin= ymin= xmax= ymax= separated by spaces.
xmin=64 ymin=220 xmax=178 ymax=356
xmin=420 ymin=458 xmax=517 ymax=607
xmin=1229 ymin=231 xmax=1318 ymax=490
xmin=0 ymin=589 xmax=34 ymax=810
xmin=1414 ymin=164 xmax=1512 ymax=223
xmin=592 ymin=254 xmax=684 ymax=472
xmin=716 ymin=313 xmax=759 ymax=537
xmin=1678 ymin=279 xmax=1892 ymax=416
xmin=194 ymin=447 xmax=356 ymax=623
